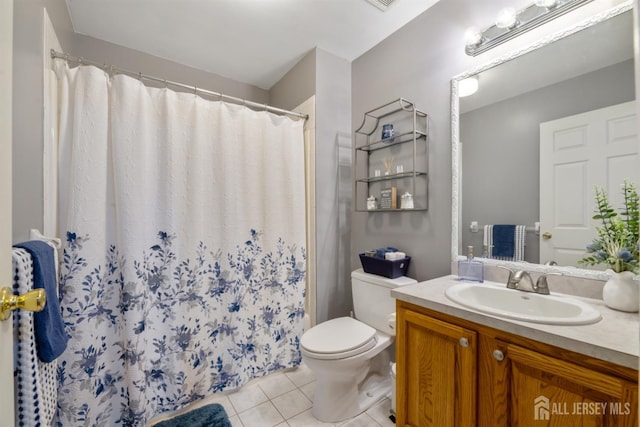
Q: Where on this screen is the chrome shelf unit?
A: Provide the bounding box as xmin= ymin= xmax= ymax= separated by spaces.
xmin=354 ymin=98 xmax=428 ymax=212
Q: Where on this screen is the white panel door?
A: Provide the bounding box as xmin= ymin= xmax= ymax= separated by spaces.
xmin=540 ymin=101 xmax=638 ymax=267
xmin=0 ymin=0 xmax=14 ymax=424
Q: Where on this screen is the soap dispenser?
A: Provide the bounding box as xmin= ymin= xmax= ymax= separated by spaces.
xmin=458 ymin=246 xmax=484 ymax=282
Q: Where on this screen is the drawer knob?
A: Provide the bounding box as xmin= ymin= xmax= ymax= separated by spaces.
xmin=493 ymin=349 xmax=505 ymax=361
xmin=459 ymin=337 xmax=469 ymax=347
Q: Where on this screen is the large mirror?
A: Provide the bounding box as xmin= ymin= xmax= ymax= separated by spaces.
xmin=451 ymin=2 xmax=636 ymax=280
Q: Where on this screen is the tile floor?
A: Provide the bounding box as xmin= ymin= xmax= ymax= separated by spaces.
xmin=151 ymin=362 xmax=396 ymax=427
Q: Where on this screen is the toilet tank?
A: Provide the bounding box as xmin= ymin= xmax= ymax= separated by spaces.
xmin=351 ymin=268 xmax=417 ymax=335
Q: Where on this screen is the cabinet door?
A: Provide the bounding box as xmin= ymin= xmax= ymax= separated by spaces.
xmin=485 ymin=339 xmax=638 ymax=427
xmin=396 ymin=307 xmax=477 ymax=427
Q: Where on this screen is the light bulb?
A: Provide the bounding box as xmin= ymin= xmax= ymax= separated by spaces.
xmin=495 ymin=7 xmax=518 ymax=29
xmin=534 ymin=0 xmax=557 ymax=7
xmin=459 ymin=77 xmax=479 ymax=97
xmin=464 ymin=27 xmax=483 ymax=47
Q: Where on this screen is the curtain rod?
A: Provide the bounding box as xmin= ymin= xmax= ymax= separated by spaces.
xmin=50 ymin=49 xmax=308 ymax=121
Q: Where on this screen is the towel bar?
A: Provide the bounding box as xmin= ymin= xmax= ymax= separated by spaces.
xmin=470 ymin=222 xmax=540 ymax=235
xmin=30 ymin=229 xmax=62 ymax=248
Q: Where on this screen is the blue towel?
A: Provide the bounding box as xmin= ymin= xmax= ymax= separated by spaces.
xmin=13 ymin=241 xmax=68 ymax=363
xmin=492 ymin=225 xmax=516 ymax=258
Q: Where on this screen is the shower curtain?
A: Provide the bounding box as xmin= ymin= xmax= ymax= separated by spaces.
xmin=53 ymin=63 xmax=306 ymax=426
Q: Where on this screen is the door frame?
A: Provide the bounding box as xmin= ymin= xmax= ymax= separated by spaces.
xmin=0 ymin=0 xmax=15 ymax=424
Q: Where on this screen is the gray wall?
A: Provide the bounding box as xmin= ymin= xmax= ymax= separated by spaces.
xmin=13 ymin=0 xmax=74 ymax=243
xmin=460 ymin=59 xmax=635 ymax=263
xmin=270 ymin=48 xmax=353 ymax=323
xmin=351 ymin=0 xmax=541 ymax=281
xmin=269 ymin=49 xmax=316 ymax=111
xmin=352 ymin=0 xmax=632 ymax=281
xmin=73 ymin=34 xmax=269 ymax=103
xmin=314 ymin=49 xmax=352 ymax=322
xmin=12 ymin=4 xmax=268 ymax=243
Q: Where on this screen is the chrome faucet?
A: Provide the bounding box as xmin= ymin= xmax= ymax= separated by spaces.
xmin=508 ymin=270 xmax=536 ymax=292
xmin=498 ymin=266 xmax=560 ymax=295
xmin=534 ymin=273 xmax=559 ymax=295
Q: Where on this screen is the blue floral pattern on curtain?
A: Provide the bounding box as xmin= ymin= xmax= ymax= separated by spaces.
xmin=56 ymin=229 xmax=305 ymax=426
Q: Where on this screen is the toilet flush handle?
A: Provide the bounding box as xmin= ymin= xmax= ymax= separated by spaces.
xmin=388 ymin=313 xmax=396 ymax=330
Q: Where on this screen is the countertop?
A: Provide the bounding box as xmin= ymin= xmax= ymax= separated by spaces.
xmin=391 ymin=275 xmax=639 ymax=370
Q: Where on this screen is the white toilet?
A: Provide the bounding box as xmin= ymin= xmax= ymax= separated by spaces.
xmin=300 ymin=268 xmax=416 ymax=422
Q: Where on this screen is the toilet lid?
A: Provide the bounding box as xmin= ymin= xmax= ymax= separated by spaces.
xmin=300 ymin=317 xmax=376 ymax=355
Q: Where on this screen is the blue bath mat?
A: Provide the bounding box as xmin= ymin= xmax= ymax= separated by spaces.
xmin=154 ymin=403 xmax=231 ymax=427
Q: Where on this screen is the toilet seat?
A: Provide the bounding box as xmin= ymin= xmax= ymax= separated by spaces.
xmin=301 ymin=317 xmax=377 ymax=360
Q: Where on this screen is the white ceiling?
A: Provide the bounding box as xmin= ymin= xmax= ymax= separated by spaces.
xmin=65 ymin=0 xmax=441 ymax=90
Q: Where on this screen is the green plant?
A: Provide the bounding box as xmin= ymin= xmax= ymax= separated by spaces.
xmin=579 ymin=180 xmax=639 ymax=273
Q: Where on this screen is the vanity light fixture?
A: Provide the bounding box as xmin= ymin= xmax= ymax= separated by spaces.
xmin=465 ymin=0 xmax=593 ymax=56
xmin=458 ymin=76 xmax=479 ymax=97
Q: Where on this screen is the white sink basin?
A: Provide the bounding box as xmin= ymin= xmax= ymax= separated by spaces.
xmin=445 ymin=282 xmax=602 ymax=325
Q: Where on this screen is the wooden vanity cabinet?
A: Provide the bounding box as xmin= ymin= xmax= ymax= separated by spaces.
xmin=396 ymin=300 xmax=638 ymax=427
xmin=396 ymin=304 xmax=477 ymax=426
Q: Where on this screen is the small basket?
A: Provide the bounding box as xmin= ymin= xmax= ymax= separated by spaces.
xmin=359 ymin=253 xmax=411 ymax=279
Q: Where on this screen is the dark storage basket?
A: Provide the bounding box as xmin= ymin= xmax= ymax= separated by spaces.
xmin=359 ymin=253 xmax=411 ymax=279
